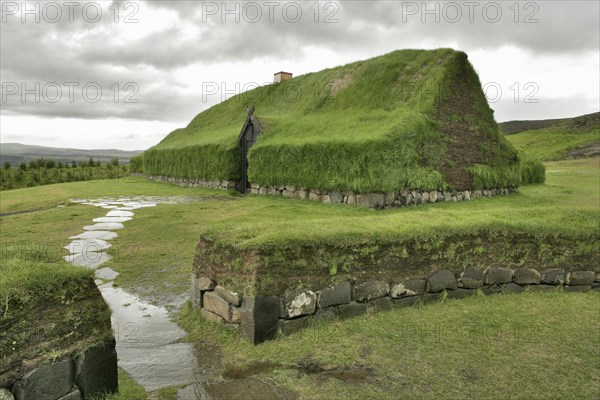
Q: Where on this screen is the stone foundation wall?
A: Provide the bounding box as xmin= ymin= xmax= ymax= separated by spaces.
xmin=146 ymin=175 xmax=517 ymax=209
xmin=248 ymin=185 xmax=517 ymax=208
xmin=192 ymin=268 xmax=600 ymax=344
xmin=1 ymin=339 xmax=118 ymax=400
xmin=146 ymin=175 xmax=239 ymax=191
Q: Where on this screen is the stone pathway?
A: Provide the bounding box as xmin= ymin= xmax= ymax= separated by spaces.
xmin=64 ymin=197 xmax=214 ymax=392
xmin=65 ymin=196 xmax=209 ymax=269
xmin=65 ymin=196 xmax=294 ymax=399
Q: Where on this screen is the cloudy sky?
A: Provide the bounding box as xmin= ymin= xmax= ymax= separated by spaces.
xmin=1 ymin=0 xmax=598 ymax=150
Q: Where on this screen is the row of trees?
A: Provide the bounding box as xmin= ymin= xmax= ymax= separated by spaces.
xmin=0 ymin=159 xmax=129 ymax=191
xmin=3 ymin=157 xmax=120 ymax=171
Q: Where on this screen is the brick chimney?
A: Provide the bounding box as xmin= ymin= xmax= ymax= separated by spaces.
xmin=274 ymin=71 xmax=293 ymax=83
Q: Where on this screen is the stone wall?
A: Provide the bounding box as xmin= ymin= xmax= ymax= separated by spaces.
xmin=248 ymin=185 xmax=517 ymax=208
xmin=1 ymin=339 xmax=118 ymax=400
xmin=146 ymin=175 xmax=239 ymax=191
xmin=192 ymin=267 xmax=600 ymax=344
xmin=146 ymin=175 xmax=516 ymax=209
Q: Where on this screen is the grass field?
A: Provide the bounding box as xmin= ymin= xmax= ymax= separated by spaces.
xmin=0 ymin=176 xmax=226 ymax=214
xmin=1 ymin=158 xmax=598 ymax=301
xmin=0 ymin=158 xmax=598 ymax=398
xmin=179 ymin=290 xmax=600 ymax=400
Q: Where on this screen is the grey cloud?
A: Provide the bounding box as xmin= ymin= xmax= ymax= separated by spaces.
xmin=1 ymin=133 xmax=61 ymax=142
xmin=146 ymin=1 xmax=600 ymax=59
xmin=1 ymin=133 xmax=29 ymax=140
xmin=1 ymin=10 xmax=201 ymax=121
xmin=1 ymin=0 xmax=598 ymax=123
xmin=1 ymin=79 xmax=202 ymax=122
xmin=493 ymin=94 xmax=599 ymax=122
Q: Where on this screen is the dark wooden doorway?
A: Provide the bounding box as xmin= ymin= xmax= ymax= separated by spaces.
xmin=238 ymin=106 xmax=262 ymax=192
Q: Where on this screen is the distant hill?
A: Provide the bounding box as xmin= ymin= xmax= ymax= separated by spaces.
xmin=503 ymin=112 xmax=599 ymax=161
xmin=499 ymin=117 xmax=571 ymax=136
xmin=0 ymin=143 xmax=143 ymax=165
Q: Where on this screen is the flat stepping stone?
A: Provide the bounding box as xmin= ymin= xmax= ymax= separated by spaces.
xmin=64 ymin=252 xmax=112 ymax=269
xmin=70 ymin=231 xmax=119 ymax=241
xmin=98 ymin=281 xmax=114 ymax=289
xmin=95 ymin=267 xmax=120 ymax=280
xmin=93 ymin=216 xmax=133 ymax=223
xmin=84 ymin=222 xmax=125 ymax=231
xmin=65 ymin=239 xmax=111 ymax=253
xmin=122 ymin=202 xmax=156 ymax=208
xmin=106 ymin=210 xmax=134 ymax=217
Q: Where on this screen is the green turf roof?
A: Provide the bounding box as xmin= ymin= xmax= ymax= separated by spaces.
xmin=144 ymin=48 xmax=520 ymax=192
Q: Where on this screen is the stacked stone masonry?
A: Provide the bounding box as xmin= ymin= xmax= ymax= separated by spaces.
xmin=2 ymin=339 xmax=118 ymax=400
xmin=147 ymin=175 xmax=238 ymax=191
xmin=146 ymin=175 xmax=516 ymax=209
xmin=192 ymin=268 xmax=600 ymax=344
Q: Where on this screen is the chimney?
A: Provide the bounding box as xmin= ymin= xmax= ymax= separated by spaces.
xmin=274 ymin=71 xmax=293 ymax=84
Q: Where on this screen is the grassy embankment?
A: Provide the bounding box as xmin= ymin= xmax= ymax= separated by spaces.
xmin=0 ymin=247 xmax=113 ymax=385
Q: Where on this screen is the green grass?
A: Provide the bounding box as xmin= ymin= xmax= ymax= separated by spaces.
xmin=506 ymin=115 xmax=599 ymax=161
xmin=198 ymin=157 xmax=599 ymax=249
xmin=144 ymin=49 xmax=518 ymax=191
xmin=178 ymin=291 xmax=600 ymax=399
xmin=0 ymin=164 xmax=130 ymax=191
xmin=0 ymin=159 xmax=598 ymax=398
xmin=0 ymin=246 xmax=93 ymax=314
xmin=99 ymin=370 xmax=179 ymax=400
xmin=94 ymin=368 xmax=147 ymax=400
xmin=0 ymin=249 xmax=112 ymax=383
xmin=519 ymin=155 xmax=546 ymax=184
xmin=1 ymin=159 xmax=598 ymax=300
xmin=0 ymin=176 xmax=225 ymax=214
xmin=508 ymin=128 xmax=598 ymax=161
xmin=0 ymin=178 xmax=227 ymax=301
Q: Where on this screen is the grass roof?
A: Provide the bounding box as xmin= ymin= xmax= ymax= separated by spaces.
xmin=144 ymin=49 xmax=519 ymax=191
